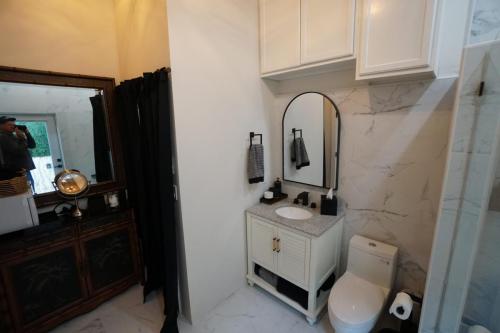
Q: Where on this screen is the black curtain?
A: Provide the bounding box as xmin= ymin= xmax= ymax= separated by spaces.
xmin=89 ymin=94 xmax=112 ymax=182
xmin=116 ymin=68 xmax=178 ymax=333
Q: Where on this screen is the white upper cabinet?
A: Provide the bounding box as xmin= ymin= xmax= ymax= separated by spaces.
xmin=260 ymin=0 xmax=301 ymax=74
xmin=260 ymin=0 xmax=356 ymax=78
xmin=301 ymin=0 xmax=356 ymax=64
xmin=259 ymin=0 xmax=469 ymax=80
xmin=356 ymin=0 xmax=439 ymax=79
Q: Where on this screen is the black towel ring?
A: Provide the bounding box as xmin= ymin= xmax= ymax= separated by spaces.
xmin=292 ymin=128 xmax=302 ymax=140
xmin=249 ymin=132 xmax=262 ymax=147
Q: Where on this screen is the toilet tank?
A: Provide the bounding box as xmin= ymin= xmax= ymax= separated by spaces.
xmin=347 ymin=235 xmax=398 ymax=289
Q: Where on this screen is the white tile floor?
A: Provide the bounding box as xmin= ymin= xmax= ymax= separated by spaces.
xmin=50 ymin=284 xmax=398 ymax=333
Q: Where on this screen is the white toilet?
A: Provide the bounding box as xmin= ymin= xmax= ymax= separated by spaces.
xmin=328 ymin=235 xmax=398 ymax=333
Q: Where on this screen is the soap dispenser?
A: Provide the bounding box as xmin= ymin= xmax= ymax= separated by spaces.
xmin=273 ymin=178 xmax=282 ymax=196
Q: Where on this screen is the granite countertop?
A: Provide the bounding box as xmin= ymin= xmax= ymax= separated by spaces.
xmin=246 ymin=199 xmax=344 ymax=237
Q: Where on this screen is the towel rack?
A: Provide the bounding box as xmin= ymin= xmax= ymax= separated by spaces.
xmin=292 ymin=128 xmax=302 ymax=139
xmin=249 ymin=132 xmax=262 ymax=147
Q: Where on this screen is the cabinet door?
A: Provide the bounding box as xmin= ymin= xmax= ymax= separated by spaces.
xmin=301 ymin=0 xmax=356 ymax=64
xmin=276 ymin=228 xmax=310 ymax=288
xmin=1 ymin=244 xmax=85 ymax=329
xmin=250 ymin=217 xmax=277 ymax=272
xmin=82 ymin=226 xmax=137 ymax=294
xmin=357 ymin=0 xmax=437 ymax=77
xmin=260 ymin=0 xmax=301 ymax=73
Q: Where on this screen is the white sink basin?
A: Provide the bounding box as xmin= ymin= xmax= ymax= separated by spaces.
xmin=275 ymin=206 xmax=313 ymax=220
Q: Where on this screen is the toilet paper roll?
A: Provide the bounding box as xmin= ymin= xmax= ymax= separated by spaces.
xmin=468 ymin=325 xmax=492 ymax=333
xmin=389 ymin=292 xmax=413 ymax=320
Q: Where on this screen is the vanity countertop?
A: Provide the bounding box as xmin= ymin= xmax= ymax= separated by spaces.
xmin=246 ymin=199 xmax=344 ymax=237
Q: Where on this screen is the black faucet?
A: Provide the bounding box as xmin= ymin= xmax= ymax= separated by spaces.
xmin=295 ymin=191 xmax=309 ymax=206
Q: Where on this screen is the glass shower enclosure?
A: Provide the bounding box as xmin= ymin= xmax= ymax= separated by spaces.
xmin=420 ymin=40 xmax=500 ymax=333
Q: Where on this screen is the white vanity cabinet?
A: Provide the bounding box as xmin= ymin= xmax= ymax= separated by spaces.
xmin=356 ymin=0 xmax=440 ymax=80
xmin=246 ymin=212 xmax=343 ymax=324
xmin=259 ymin=0 xmax=356 ymax=79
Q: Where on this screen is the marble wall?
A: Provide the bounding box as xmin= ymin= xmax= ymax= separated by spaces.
xmin=271 ymin=76 xmax=456 ymax=295
xmin=420 ymin=40 xmax=500 ymax=333
xmin=470 ymin=0 xmax=500 ymax=44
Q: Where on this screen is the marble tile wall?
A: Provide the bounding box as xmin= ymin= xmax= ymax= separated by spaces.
xmin=420 ymin=40 xmax=500 ymax=333
xmin=470 ymin=0 xmax=500 ymax=44
xmin=273 ymin=77 xmax=456 ymax=296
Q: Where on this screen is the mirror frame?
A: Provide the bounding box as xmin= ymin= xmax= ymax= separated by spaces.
xmin=0 ymin=66 xmax=126 ymax=206
xmin=282 ymin=91 xmax=341 ymax=190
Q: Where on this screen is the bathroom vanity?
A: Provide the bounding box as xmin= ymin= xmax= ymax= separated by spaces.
xmin=246 ymin=201 xmax=344 ymax=324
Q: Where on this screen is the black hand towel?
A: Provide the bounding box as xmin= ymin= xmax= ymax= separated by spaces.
xmin=248 ymin=144 xmax=264 ymax=184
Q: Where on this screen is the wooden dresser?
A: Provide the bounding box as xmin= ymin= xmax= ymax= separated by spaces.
xmin=0 ymin=208 xmax=141 ymax=333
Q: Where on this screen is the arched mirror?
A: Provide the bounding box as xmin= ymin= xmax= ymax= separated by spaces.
xmin=282 ymin=92 xmax=341 ymax=189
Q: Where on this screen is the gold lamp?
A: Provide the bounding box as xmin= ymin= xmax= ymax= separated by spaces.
xmin=53 ymin=169 xmax=90 ymax=218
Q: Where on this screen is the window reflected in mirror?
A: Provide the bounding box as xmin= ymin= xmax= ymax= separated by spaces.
xmin=0 ymin=82 xmax=113 ymax=195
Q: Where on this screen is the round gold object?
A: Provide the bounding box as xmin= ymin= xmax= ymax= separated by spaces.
xmin=53 ymin=169 xmax=90 ymax=218
xmin=54 ymin=170 xmax=89 ymax=196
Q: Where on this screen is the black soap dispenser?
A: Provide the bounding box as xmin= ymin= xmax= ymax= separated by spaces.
xmin=273 ymin=178 xmax=282 ymax=196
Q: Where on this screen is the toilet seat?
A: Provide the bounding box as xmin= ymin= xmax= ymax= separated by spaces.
xmin=328 ymin=272 xmax=386 ymax=332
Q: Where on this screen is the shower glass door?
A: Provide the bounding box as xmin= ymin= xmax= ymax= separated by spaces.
xmin=420 ymin=40 xmax=500 ymax=333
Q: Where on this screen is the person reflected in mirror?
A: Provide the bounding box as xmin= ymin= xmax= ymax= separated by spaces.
xmin=0 ymin=117 xmax=37 ymax=191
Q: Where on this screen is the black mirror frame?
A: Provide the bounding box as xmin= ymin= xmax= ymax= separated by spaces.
xmin=282 ymin=91 xmax=341 ymax=190
xmin=0 ymin=66 xmax=126 ymax=207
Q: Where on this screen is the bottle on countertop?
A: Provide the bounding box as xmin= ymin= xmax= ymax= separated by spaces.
xmin=273 ymin=177 xmax=282 ymax=196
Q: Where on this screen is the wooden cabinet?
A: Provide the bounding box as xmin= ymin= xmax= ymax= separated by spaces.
xmin=3 ymin=244 xmax=86 ymax=329
xmin=259 ymin=0 xmax=356 ymax=78
xmin=82 ymin=226 xmax=136 ymax=294
xmin=356 ymin=0 xmax=439 ymax=80
xmin=246 ymin=213 xmax=343 ymax=324
xmin=0 ymin=209 xmax=140 ymax=333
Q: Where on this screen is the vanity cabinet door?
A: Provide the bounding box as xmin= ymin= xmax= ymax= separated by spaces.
xmin=357 ymin=0 xmax=438 ymax=79
xmin=276 ymin=228 xmax=310 ymax=288
xmin=260 ymin=0 xmax=301 ymax=74
xmin=249 ymin=217 xmax=277 ymax=272
xmin=301 ymin=0 xmax=356 ymax=65
xmin=81 ymin=225 xmax=138 ymax=295
xmin=1 ymin=243 xmax=86 ymax=331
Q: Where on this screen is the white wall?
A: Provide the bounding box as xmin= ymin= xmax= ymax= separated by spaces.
xmin=0 ymin=0 xmax=121 ymax=81
xmin=167 ymin=0 xmax=274 ymax=322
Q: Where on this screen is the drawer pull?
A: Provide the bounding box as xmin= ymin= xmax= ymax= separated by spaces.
xmin=272 ymin=237 xmax=277 ymax=251
xmin=276 ymin=238 xmax=280 ymax=253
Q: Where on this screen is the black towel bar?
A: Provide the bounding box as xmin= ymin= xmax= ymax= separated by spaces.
xmin=250 ymin=132 xmax=263 ymax=147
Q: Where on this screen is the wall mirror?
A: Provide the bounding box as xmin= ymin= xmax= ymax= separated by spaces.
xmin=0 ymin=67 xmax=125 ymax=206
xmin=282 ymin=92 xmax=341 ymax=189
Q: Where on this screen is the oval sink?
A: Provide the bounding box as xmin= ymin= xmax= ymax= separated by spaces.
xmin=275 ymin=206 xmax=313 ymax=220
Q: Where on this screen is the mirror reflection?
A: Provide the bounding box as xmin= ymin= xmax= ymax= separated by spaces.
xmin=0 ymin=82 xmax=113 ymax=194
xmin=282 ymin=92 xmax=340 ymax=189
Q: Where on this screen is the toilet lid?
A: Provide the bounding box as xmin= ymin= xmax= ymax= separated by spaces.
xmin=329 ymin=272 xmax=385 ymax=326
